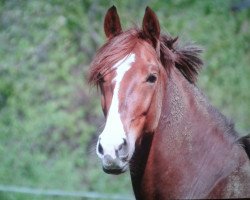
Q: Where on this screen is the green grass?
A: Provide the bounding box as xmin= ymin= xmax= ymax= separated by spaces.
xmin=0 ymin=0 xmax=249 ymax=199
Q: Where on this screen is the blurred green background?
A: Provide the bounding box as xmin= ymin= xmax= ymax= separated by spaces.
xmin=0 ymin=0 xmax=249 ymax=199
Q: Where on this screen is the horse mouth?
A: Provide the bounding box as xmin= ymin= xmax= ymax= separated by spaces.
xmin=102 ymin=164 xmax=128 ymax=175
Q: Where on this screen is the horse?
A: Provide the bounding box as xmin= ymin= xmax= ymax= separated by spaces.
xmin=88 ymin=6 xmax=250 ymax=199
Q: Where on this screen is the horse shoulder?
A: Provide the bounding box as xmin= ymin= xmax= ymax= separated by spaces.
xmin=208 ymin=144 xmax=250 ymax=198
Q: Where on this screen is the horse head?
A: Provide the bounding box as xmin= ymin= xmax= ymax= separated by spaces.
xmin=90 ymin=6 xmax=167 ymax=174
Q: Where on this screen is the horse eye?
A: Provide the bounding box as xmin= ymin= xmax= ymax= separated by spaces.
xmin=146 ymin=74 xmax=157 ymax=83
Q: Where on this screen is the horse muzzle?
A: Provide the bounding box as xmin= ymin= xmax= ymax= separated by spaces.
xmin=96 ymin=137 xmax=130 ymax=175
xmin=101 ymin=154 xmax=128 ymax=175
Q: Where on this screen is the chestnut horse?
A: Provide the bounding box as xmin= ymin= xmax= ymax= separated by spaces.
xmin=89 ymin=6 xmax=250 ymax=199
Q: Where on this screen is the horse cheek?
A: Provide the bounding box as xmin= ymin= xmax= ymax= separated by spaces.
xmin=144 ymin=87 xmax=163 ymax=133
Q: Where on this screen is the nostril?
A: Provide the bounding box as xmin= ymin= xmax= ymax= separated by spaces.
xmin=118 ymin=138 xmax=127 ymax=151
xmin=118 ymin=143 xmax=123 ymax=151
xmin=98 ymin=142 xmax=104 ymax=155
xmin=116 ymin=138 xmax=128 ymax=161
xmin=122 ymin=138 xmax=127 ymax=146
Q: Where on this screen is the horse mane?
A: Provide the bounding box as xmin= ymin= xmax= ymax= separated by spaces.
xmin=238 ymin=135 xmax=250 ymax=159
xmin=159 ymin=34 xmax=203 ymax=83
xmin=89 ymin=28 xmax=203 ymax=85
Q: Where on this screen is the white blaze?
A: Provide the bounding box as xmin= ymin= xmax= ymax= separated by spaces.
xmin=98 ymin=53 xmax=135 ymax=159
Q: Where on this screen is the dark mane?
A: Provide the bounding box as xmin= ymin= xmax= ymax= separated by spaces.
xmin=238 ymin=135 xmax=250 ymax=159
xmin=89 ymin=28 xmax=203 ymax=85
xmin=160 ymin=34 xmax=203 ymax=83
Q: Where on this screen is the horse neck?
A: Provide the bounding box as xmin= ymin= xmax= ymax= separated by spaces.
xmin=159 ymin=66 xmax=238 ymax=158
xmin=156 ymin=67 xmax=247 ymax=196
xmin=130 ymin=67 xmax=245 ymax=199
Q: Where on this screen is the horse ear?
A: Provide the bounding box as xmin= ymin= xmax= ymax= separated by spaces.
xmin=104 ymin=6 xmax=122 ymax=39
xmin=142 ymin=7 xmax=160 ymax=46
